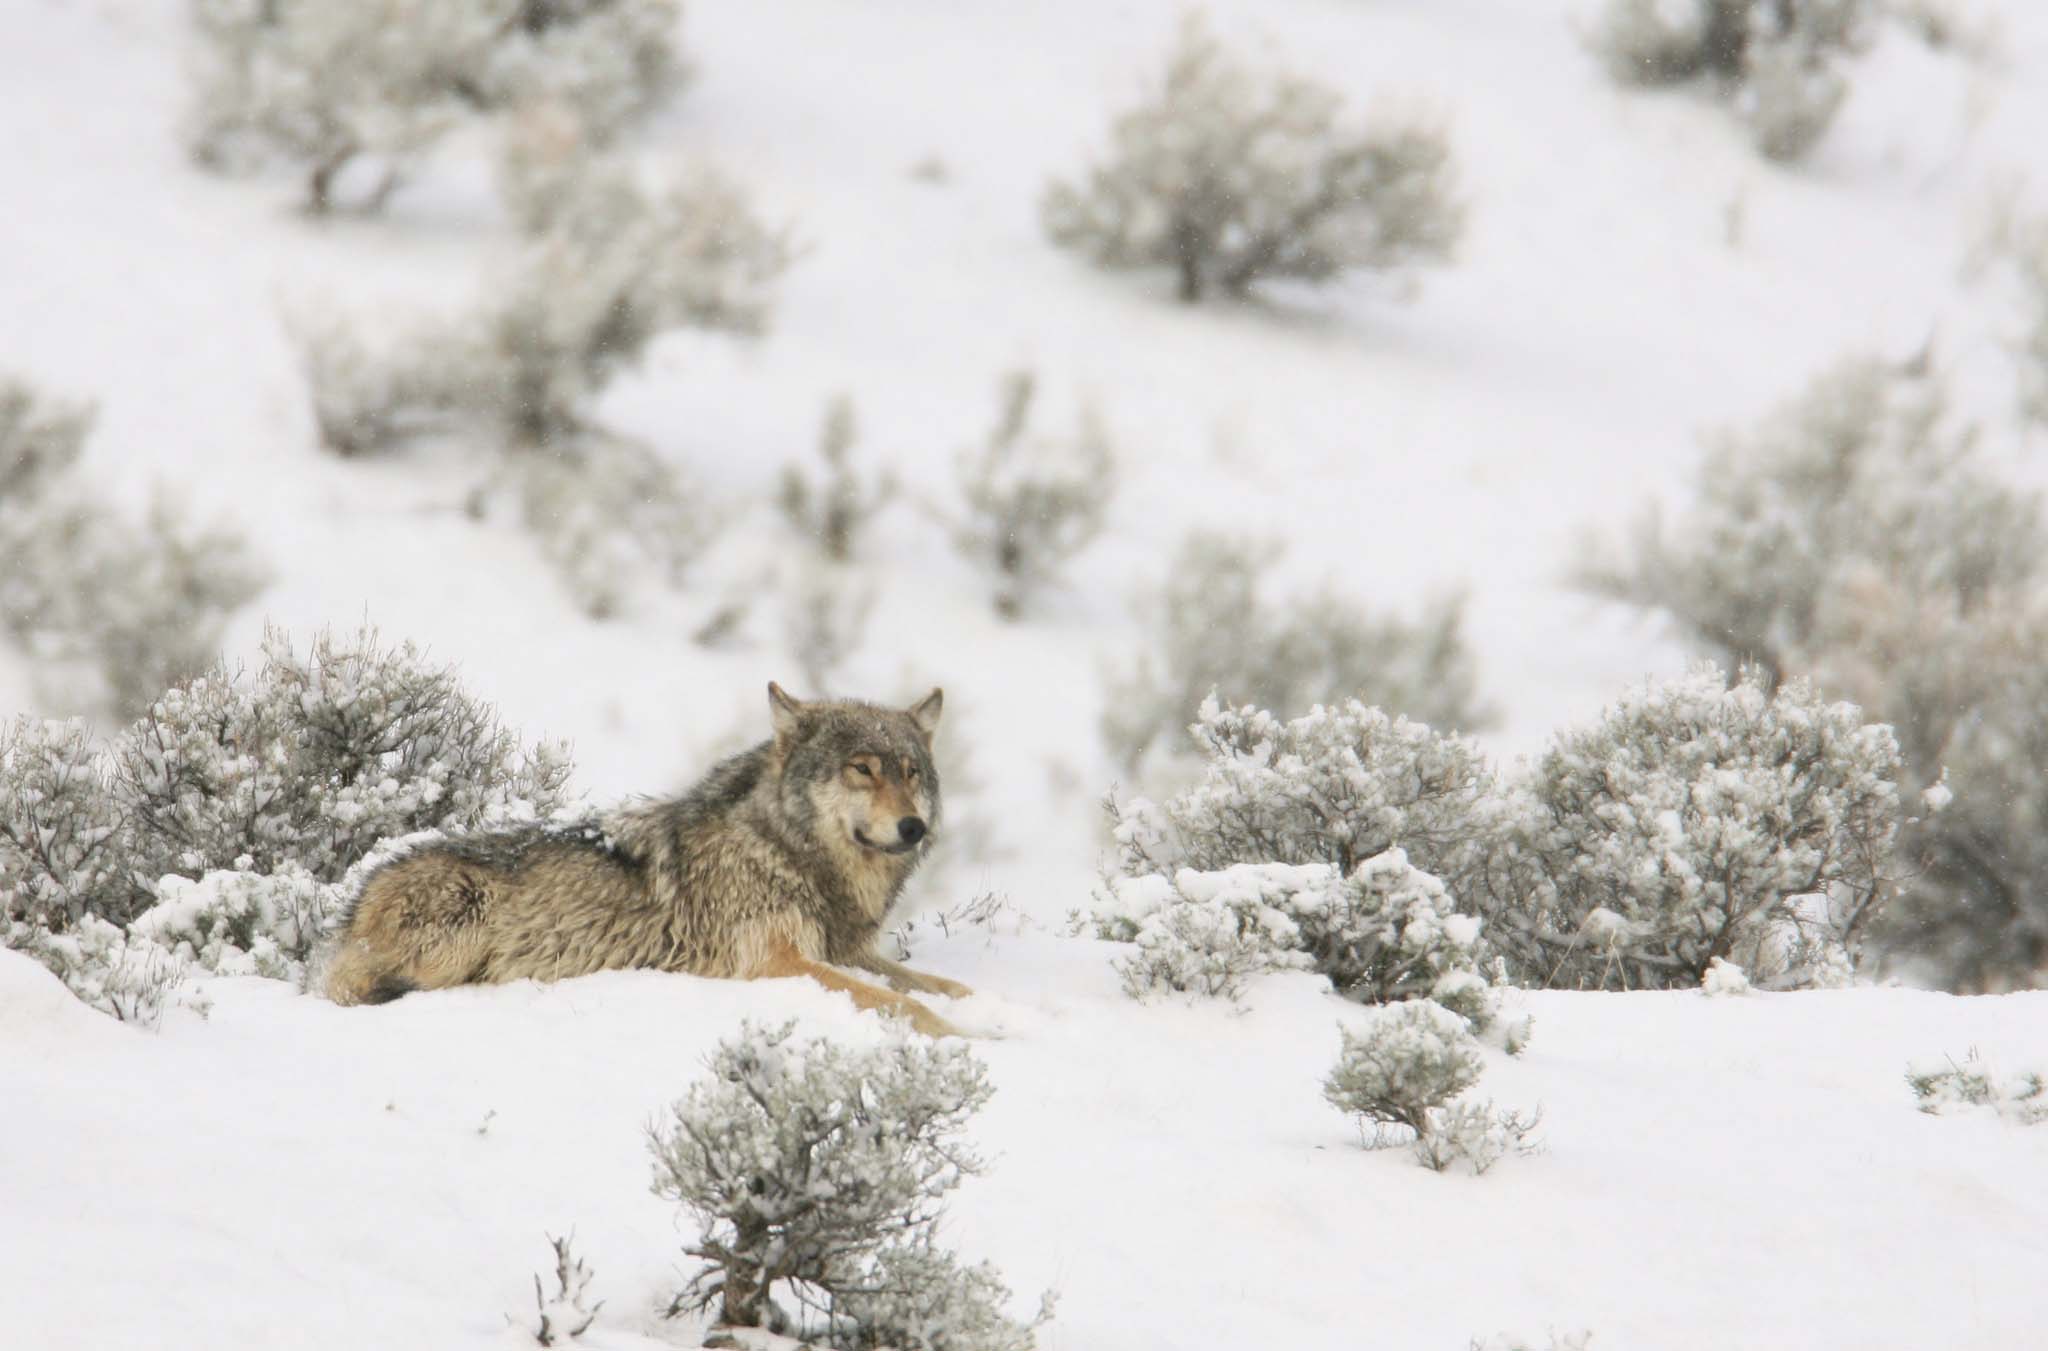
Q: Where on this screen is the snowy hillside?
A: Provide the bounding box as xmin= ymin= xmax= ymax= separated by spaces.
xmin=7 ymin=0 xmax=2048 ymax=1346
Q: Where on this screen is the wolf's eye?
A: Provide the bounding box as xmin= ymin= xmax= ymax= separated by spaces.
xmin=905 ymin=766 xmax=920 ymax=783
xmin=849 ymin=761 xmax=874 ymax=778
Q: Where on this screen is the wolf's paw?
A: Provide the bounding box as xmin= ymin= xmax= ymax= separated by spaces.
xmin=922 ymin=974 xmax=976 ymax=1000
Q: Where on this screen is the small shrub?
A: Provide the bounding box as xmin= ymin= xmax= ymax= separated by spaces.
xmin=780 ymin=394 xmax=896 ymax=565
xmin=187 ymin=0 xmax=686 ymax=213
xmin=532 ymin=1232 xmax=602 ymax=1346
xmin=0 ymin=377 xmax=266 ymax=719
xmin=511 ymin=438 xmax=707 ymax=620
xmin=1044 ymin=12 xmax=1462 ymax=303
xmin=2 ymin=912 xmax=189 ymax=1026
xmin=947 ymin=371 xmax=1114 ymax=621
xmin=1907 ymin=1050 xmax=2048 ymax=1124
xmin=649 ymin=1021 xmax=1047 ymax=1348
xmin=821 ymin=1242 xmax=1055 ymax=1351
xmin=1323 ymin=999 xmax=1485 ymax=1141
xmin=1589 ymin=0 xmax=1872 ymax=161
xmin=1499 ymin=665 xmax=1901 ymax=991
xmin=0 ymin=717 xmax=130 ymax=929
xmin=302 ymin=155 xmax=784 ymax=613
xmin=1096 ymin=850 xmax=1497 ymax=1025
xmin=1103 ymin=531 xmax=1492 ymax=772
xmin=1095 ymin=864 xmax=1319 ymax=1002
xmin=1410 ymin=1098 xmax=1543 ymax=1175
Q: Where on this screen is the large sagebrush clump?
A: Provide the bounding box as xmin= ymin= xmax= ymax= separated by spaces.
xmin=1496 ymin=665 xmax=1900 ymax=991
xmin=1579 ymin=356 xmax=2048 ymax=990
xmin=1 ymin=626 xmax=574 ymax=1018
xmin=1043 ymin=12 xmax=1462 ymax=303
xmin=648 ymin=1021 xmax=1052 ymax=1349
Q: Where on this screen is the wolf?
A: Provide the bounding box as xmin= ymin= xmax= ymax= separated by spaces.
xmin=322 ymin=683 xmax=972 ymax=1036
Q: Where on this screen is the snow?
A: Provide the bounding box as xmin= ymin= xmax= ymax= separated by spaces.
xmin=7 ymin=944 xmax=2048 ymax=1349
xmin=8 ymin=0 xmax=2048 ymax=1346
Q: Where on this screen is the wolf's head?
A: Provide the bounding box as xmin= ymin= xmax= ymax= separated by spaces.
xmin=767 ymin=681 xmax=944 ymax=861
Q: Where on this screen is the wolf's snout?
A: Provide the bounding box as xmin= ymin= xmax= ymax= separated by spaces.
xmin=896 ymin=816 xmax=928 ymax=846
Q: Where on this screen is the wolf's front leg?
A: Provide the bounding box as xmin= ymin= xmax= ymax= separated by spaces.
xmin=758 ymin=940 xmax=962 ymax=1037
xmin=848 ymin=947 xmax=975 ymax=1000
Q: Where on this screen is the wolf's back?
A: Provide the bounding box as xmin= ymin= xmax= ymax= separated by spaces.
xmin=323 ymin=822 xmax=660 ymax=1004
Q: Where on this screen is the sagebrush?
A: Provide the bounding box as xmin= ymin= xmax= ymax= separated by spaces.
xmin=1045 ymin=11 xmax=1462 ymax=301
xmin=1103 ymin=530 xmax=1491 ymax=773
xmin=1579 ymin=355 xmax=2048 ymax=990
xmin=648 ymin=1021 xmax=1050 ymax=1349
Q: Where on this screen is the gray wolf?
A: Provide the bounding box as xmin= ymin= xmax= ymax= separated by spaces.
xmin=323 ymin=683 xmax=972 ymax=1036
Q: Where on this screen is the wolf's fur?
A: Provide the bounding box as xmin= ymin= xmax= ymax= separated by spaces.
xmin=323 ymin=684 xmax=972 ymax=1035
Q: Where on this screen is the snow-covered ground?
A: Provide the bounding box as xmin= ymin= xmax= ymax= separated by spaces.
xmin=8 ymin=939 xmax=2048 ymax=1350
xmin=7 ymin=0 xmax=2048 ymax=1346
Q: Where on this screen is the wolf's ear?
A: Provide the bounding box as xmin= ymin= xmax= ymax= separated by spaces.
xmin=768 ymin=682 xmax=805 ymax=742
xmin=907 ymin=687 xmax=943 ymax=742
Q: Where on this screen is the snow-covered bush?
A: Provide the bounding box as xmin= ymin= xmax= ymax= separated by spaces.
xmin=821 ymin=1242 xmax=1054 ymax=1351
xmin=1112 ymin=696 xmax=1496 ymax=885
xmin=1578 ymin=356 xmax=2048 ymax=990
xmin=531 ymin=1232 xmax=602 ymax=1346
xmin=1906 ymin=1050 xmax=2048 ymax=1124
xmin=303 ymin=154 xmax=784 ymax=613
xmin=649 ymin=1021 xmax=1047 ymax=1349
xmin=1497 ymin=665 xmax=1901 ymax=991
xmin=780 ymin=394 xmax=896 ymax=565
xmin=1 ymin=496 xmax=270 ymax=719
xmin=1410 ymin=1098 xmax=1543 ymax=1175
xmin=112 ymin=626 xmax=573 ymax=892
xmin=1700 ymin=955 xmax=1752 ymax=995
xmin=0 ymin=377 xmax=266 ymax=719
xmin=131 ymin=866 xmax=334 ymax=981
xmin=454 ymin=158 xmax=789 ymax=447
xmin=1044 ymin=12 xmax=1462 ymax=302
xmin=486 ymin=0 xmax=687 ymax=147
xmin=2 ymin=912 xmax=190 ymax=1026
xmin=512 ymin=438 xmax=708 ymax=619
xmin=1 ymin=626 xmax=572 ymax=1017
xmin=0 ymin=717 xmax=130 ymax=929
xmin=1590 ymin=0 xmax=1871 ymax=160
xmin=1102 ymin=531 xmax=1492 ymax=773
xmin=947 ymin=371 xmax=1114 ymax=621
xmin=1323 ymin=999 xmax=1486 ymax=1140
xmin=1096 ymin=851 xmax=1497 ymax=1026
xmin=1095 ymin=864 xmax=1319 ymax=1001
xmin=187 ymin=0 xmax=685 ymax=212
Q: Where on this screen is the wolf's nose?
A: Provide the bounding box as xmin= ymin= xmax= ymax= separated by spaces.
xmin=896 ymin=816 xmax=927 ymax=846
